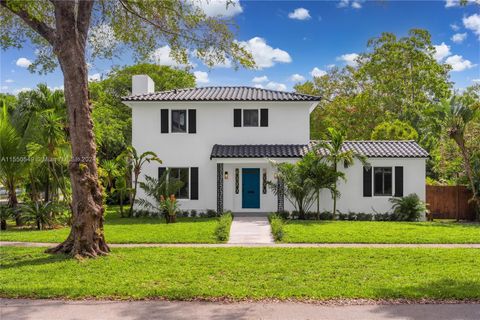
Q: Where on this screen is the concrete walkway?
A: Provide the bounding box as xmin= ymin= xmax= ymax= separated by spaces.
xmin=2 ymin=241 xmax=480 ymax=248
xmin=227 ymin=213 xmax=274 ymax=244
xmin=2 ymin=299 xmax=479 ymax=320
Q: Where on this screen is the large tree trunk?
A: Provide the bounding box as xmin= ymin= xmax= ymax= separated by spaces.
xmin=46 ymin=3 xmax=109 ymax=257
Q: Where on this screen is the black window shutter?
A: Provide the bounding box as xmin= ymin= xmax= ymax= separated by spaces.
xmin=233 ymin=109 xmax=242 ymax=127
xmin=158 ymin=167 xmax=167 ymax=180
xmin=394 ymin=166 xmax=404 ymax=197
xmin=188 ymin=109 xmax=196 ymax=133
xmin=160 ymin=109 xmax=169 ymax=133
xmin=190 ymin=167 xmax=199 ymax=200
xmin=363 ymin=166 xmax=372 ymax=197
xmin=260 ymin=109 xmax=268 ymax=127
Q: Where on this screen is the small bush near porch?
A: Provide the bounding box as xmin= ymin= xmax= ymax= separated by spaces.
xmin=279 ymin=220 xmax=480 ymax=244
xmin=0 ymin=206 xmax=230 ymax=244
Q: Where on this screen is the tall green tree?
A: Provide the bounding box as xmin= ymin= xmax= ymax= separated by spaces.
xmin=371 ymin=120 xmax=419 ymax=141
xmin=0 ymin=101 xmax=28 ymax=225
xmin=1 ymin=0 xmax=253 ymax=258
xmin=316 ymin=128 xmax=367 ymax=217
xmin=442 ymin=96 xmax=480 ymax=216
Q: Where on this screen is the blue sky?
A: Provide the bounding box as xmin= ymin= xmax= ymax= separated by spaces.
xmin=1 ymin=0 xmax=479 ymax=94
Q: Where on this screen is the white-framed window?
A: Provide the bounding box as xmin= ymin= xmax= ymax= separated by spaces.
xmin=171 ymin=109 xmax=187 ymax=133
xmin=243 ymin=109 xmax=259 ymax=127
xmin=169 ymin=167 xmax=189 ymax=199
xmin=374 ymin=167 xmax=392 ymax=196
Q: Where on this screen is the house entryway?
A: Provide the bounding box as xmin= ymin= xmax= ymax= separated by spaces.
xmin=228 ymin=213 xmax=274 ymax=244
xmin=242 ymin=168 xmax=260 ymax=209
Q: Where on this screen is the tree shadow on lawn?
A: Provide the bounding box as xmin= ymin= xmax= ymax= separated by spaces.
xmin=372 ymin=278 xmax=480 ymax=314
xmin=0 ymin=252 xmax=70 ymax=270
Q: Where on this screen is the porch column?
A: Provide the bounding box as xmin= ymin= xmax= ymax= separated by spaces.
xmin=277 ymin=178 xmax=284 ymax=212
xmin=217 ymin=163 xmax=223 ymax=214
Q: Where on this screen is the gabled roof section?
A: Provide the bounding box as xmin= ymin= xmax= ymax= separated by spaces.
xmin=210 ymin=141 xmax=429 ymax=159
xmin=122 ymin=86 xmax=321 ymax=102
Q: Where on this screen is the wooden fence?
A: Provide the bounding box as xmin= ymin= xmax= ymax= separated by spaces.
xmin=426 ymin=185 xmax=477 ymax=221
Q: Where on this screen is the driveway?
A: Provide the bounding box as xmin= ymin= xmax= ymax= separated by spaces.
xmin=1 ymin=299 xmax=479 ymax=320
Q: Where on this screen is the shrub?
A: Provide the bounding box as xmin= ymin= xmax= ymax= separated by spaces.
xmin=206 ymin=209 xmax=217 ymax=218
xmin=337 ymin=212 xmax=348 ymax=220
xmin=318 ymin=211 xmax=333 ymax=220
xmin=215 ymin=212 xmax=233 ymax=242
xmin=356 ymin=212 xmax=373 ymax=221
xmin=268 ymin=213 xmax=285 ymax=241
xmin=0 ymin=205 xmax=13 ymax=230
xmin=390 ymin=193 xmax=428 ymax=221
xmin=190 ymin=209 xmax=197 ymax=218
xmin=276 ymin=211 xmax=290 ymax=220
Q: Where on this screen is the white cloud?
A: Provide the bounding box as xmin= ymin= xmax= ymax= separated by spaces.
xmin=1 ymin=86 xmax=8 ymax=91
xmin=150 ymin=45 xmax=190 ymax=67
xmin=49 ymin=85 xmax=64 ymax=91
xmin=433 ymin=42 xmax=451 ymax=61
xmin=88 ymin=73 xmax=101 ymax=81
xmin=290 ymin=74 xmax=305 ymax=82
xmin=327 ymin=64 xmax=336 ymax=69
xmin=252 ymin=75 xmax=269 ymax=83
xmin=337 ymin=53 xmax=359 ymax=67
xmin=351 ymin=1 xmax=362 ymax=9
xmin=451 ymin=33 xmax=467 ymax=44
xmin=463 ymin=13 xmax=480 ymax=39
xmin=472 ymin=79 xmax=480 ymax=83
xmin=445 ymin=55 xmax=476 ymax=71
xmin=445 ymin=0 xmax=480 ymax=7
xmin=265 ymin=81 xmax=287 ymax=91
xmin=13 ymin=87 xmax=31 ymax=94
xmin=16 ymin=57 xmax=32 ymax=68
xmin=445 ymin=0 xmax=460 ymax=7
xmin=310 ymin=67 xmax=326 ymax=78
xmin=288 ymin=8 xmax=311 ymax=20
xmin=338 ymin=0 xmax=350 ymax=8
xmin=238 ymin=37 xmax=291 ymax=69
xmin=192 ymin=0 xmax=243 ymax=18
xmin=4 ymin=79 xmax=14 ymax=83
xmin=254 ymin=84 xmax=264 ymax=89
xmin=194 ymin=71 xmax=209 ymax=84
xmin=450 ymin=23 xmax=460 ymax=31
xmin=337 ymin=0 xmax=362 ymax=9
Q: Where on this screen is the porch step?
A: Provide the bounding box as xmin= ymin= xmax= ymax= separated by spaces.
xmin=227 ymin=214 xmax=274 ymax=244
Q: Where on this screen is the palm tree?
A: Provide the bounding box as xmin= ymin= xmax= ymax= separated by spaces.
xmin=269 ymin=160 xmax=316 ymax=219
xmin=315 ymin=128 xmax=368 ymax=218
xmin=0 ymin=100 xmax=28 ymax=225
xmin=443 ymin=97 xmax=480 ymax=216
xmin=21 ymin=201 xmax=65 ymax=230
xmin=136 ymin=171 xmax=184 ymax=220
xmin=300 ymin=152 xmax=343 ymax=219
xmin=118 ymin=146 xmax=162 ymax=217
xmin=100 ymin=159 xmax=120 ymax=195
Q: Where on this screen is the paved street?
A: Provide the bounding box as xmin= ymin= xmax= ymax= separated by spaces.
xmin=1 ymin=299 xmax=479 ymax=320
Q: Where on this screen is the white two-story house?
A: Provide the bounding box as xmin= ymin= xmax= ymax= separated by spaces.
xmin=123 ymin=75 xmax=428 ymax=215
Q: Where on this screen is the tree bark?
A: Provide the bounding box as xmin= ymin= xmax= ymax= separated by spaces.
xmin=46 ymin=1 xmax=109 ymax=258
xmin=7 ymin=185 xmax=21 ymax=226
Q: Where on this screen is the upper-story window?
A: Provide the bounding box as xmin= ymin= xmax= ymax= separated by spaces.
xmin=243 ymin=109 xmax=259 ymax=127
xmin=160 ymin=109 xmax=196 ymax=134
xmin=234 ymin=108 xmax=268 ymax=127
xmin=172 ymin=110 xmax=187 ymax=133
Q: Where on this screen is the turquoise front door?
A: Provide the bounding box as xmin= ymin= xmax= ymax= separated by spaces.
xmin=242 ymin=168 xmax=260 ymax=209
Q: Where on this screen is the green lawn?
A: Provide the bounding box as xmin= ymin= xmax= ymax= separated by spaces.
xmin=1 ymin=247 xmax=479 ymax=300
xmin=281 ymin=221 xmax=480 ymax=244
xmin=0 ymin=207 xmax=221 ymax=243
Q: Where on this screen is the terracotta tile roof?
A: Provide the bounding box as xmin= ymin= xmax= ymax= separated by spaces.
xmin=123 ymin=86 xmax=321 ymax=102
xmin=210 ymin=141 xmax=429 ymax=159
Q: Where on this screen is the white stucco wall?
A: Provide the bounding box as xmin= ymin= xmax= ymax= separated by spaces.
xmin=316 ymin=158 xmax=427 ymax=216
xmin=126 ymin=100 xmax=313 ymax=211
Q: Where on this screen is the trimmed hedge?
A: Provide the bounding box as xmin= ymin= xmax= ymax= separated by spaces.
xmin=215 ymin=212 xmax=233 ymax=242
xmin=268 ymin=213 xmax=285 ymax=241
